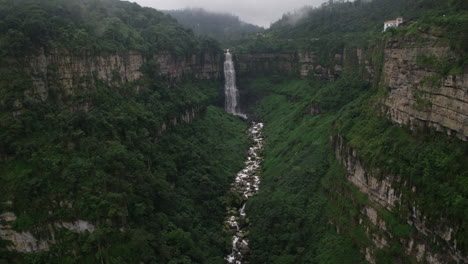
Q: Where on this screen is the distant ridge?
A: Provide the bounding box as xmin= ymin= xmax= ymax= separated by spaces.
xmin=163 ymin=8 xmax=263 ymax=45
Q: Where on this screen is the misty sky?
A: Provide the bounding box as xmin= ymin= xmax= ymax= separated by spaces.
xmin=132 ymin=0 xmax=328 ymax=27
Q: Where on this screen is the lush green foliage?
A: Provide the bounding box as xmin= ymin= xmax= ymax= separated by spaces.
xmin=0 ymin=94 xmax=249 ymax=263
xmin=237 ymin=1 xmax=467 ymax=261
xmin=163 ymin=8 xmax=263 ymax=47
xmin=245 ymin=74 xmax=467 ymax=262
xmin=0 ymin=1 xmax=252 ymax=262
xmin=246 ymin=76 xmax=369 ymax=263
xmin=335 ymin=97 xmax=468 ymax=250
xmin=0 ymin=0 xmax=220 ymax=55
xmin=234 ymin=0 xmax=467 ymax=56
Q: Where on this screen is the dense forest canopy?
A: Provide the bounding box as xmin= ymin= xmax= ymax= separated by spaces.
xmin=0 ymin=0 xmax=245 ymax=263
xmin=0 ymin=0 xmax=220 ymax=55
xmin=233 ymin=0 xmax=468 ymax=53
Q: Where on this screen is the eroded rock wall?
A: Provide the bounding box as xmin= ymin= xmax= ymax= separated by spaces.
xmin=154 ymin=52 xmax=222 ymax=80
xmin=25 ymin=49 xmax=222 ymax=101
xmin=235 ymin=53 xmax=296 ymax=77
xmin=381 ymin=37 xmax=468 ymax=141
xmin=0 ymin=211 xmax=95 ymax=253
xmin=333 ymin=135 xmax=466 ymax=264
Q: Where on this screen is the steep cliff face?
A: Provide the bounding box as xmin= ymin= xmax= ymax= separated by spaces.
xmin=25 ymin=49 xmax=144 ymax=103
xmin=380 ymin=36 xmax=467 ymax=141
xmin=24 ymin=49 xmax=222 ymax=102
xmin=234 ymin=52 xmax=343 ymax=80
xmin=154 ymin=52 xmax=222 ymax=80
xmin=332 ymin=135 xmax=466 ymax=264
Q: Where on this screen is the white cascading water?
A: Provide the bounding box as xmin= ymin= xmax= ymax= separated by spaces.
xmin=224 ymin=49 xmax=247 ymax=119
xmin=225 ymin=122 xmax=264 ymax=264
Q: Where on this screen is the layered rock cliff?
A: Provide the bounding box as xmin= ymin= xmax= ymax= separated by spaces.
xmin=24 ymin=49 xmax=222 ymax=102
xmin=234 ymin=52 xmax=343 ymax=80
xmin=332 ymin=135 xmax=466 ymax=264
xmin=380 ymin=36 xmax=467 ymax=141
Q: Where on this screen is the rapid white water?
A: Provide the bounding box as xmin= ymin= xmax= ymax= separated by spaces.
xmin=225 ymin=122 xmax=264 ymax=264
xmin=224 ymin=49 xmax=247 ymax=119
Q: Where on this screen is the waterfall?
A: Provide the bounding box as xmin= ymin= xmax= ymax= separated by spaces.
xmin=224 ymin=49 xmax=247 ymax=119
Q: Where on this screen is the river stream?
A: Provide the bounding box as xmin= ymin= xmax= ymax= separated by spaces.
xmin=225 ymin=122 xmax=264 ymax=264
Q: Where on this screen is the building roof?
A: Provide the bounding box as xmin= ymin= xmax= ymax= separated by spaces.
xmin=385 ymin=20 xmax=397 ymax=24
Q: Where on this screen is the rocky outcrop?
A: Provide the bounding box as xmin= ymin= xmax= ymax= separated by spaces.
xmin=27 ymin=49 xmax=144 ymax=101
xmin=299 ymin=52 xmax=343 ymax=80
xmin=332 ymin=135 xmax=466 ymax=264
xmin=159 ymin=106 xmax=201 ymax=134
xmin=381 ymin=36 xmax=468 ymax=141
xmin=0 ymin=212 xmax=95 ymax=253
xmin=307 ymin=103 xmax=322 ymax=116
xmin=25 ymin=49 xmax=222 ymax=101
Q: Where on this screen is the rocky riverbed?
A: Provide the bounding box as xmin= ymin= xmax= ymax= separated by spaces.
xmin=225 ymin=122 xmax=264 ymax=264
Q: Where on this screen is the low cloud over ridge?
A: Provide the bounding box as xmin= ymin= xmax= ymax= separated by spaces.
xmin=132 ymin=0 xmax=327 ymax=27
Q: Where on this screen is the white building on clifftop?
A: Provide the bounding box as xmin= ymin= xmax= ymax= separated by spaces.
xmin=384 ymin=17 xmax=403 ymax=31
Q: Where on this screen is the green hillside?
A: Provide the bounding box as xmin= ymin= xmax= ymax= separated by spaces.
xmin=0 ymin=0 xmax=219 ymax=54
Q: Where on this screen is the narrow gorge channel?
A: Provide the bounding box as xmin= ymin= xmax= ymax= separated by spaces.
xmin=224 ymin=50 xmax=265 ymax=263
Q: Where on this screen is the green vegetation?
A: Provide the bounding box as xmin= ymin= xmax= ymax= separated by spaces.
xmin=415 ymin=53 xmax=466 ymax=87
xmin=413 ymin=90 xmax=433 ymax=111
xmin=0 ymin=0 xmax=467 ymax=262
xmin=0 ymin=0 xmax=220 ymax=55
xmin=0 ymin=90 xmax=249 ymax=263
xmin=234 ymin=0 xmax=467 ymax=59
xmin=246 ymin=76 xmax=369 ymax=263
xmin=336 ymin=97 xmax=468 ymax=230
xmin=0 ymin=0 xmax=251 ymax=263
xmin=238 ymin=1 xmax=468 ymax=262
xmin=244 ymin=73 xmax=467 ymax=262
xmin=163 ymin=8 xmax=263 ymax=47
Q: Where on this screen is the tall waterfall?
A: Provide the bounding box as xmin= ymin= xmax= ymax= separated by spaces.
xmin=224 ymin=50 xmax=247 ymax=119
